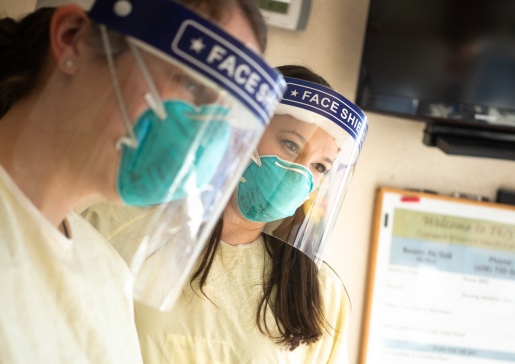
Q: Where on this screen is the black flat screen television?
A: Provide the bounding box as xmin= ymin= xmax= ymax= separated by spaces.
xmin=356 ymin=0 xmax=515 ymax=130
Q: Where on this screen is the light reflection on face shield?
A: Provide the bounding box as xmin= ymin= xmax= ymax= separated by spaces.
xmin=112 ymin=45 xmax=228 ymax=135
xmin=141 ymin=51 xmax=222 ymax=107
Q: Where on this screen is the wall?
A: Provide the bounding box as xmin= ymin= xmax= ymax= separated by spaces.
xmin=3 ymin=1 xmax=515 ymax=363
xmin=0 ymin=0 xmax=33 ymax=17
xmin=264 ymin=1 xmax=515 ymax=363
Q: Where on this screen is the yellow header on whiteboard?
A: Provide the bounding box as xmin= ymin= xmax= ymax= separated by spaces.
xmin=392 ymin=209 xmax=515 ymax=253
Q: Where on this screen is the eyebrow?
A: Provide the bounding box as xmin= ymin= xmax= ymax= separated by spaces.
xmin=281 ymin=130 xmax=307 ymax=144
xmin=323 ymin=157 xmax=334 ymax=166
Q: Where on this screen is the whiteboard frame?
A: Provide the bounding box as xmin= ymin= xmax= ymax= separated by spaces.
xmin=359 ymin=187 xmax=515 ymax=364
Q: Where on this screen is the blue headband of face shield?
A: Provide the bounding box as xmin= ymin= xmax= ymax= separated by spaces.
xmin=87 ymin=0 xmax=285 ymax=206
xmin=280 ymin=77 xmax=368 ymax=151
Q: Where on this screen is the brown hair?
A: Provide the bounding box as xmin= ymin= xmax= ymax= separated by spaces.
xmin=0 ymin=8 xmax=54 ymax=118
xmin=0 ymin=0 xmax=267 ymax=119
xmin=191 ymin=65 xmax=335 ymax=351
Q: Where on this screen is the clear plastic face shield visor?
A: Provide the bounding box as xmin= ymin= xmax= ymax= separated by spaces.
xmin=223 ymin=77 xmax=368 ymax=266
xmin=30 ymin=0 xmax=284 ymax=310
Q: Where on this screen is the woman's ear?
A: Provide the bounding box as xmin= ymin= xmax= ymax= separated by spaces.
xmin=49 ymin=5 xmax=90 ymax=74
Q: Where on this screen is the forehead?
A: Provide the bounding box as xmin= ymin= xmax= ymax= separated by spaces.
xmin=269 ymin=114 xmax=318 ymax=136
xmin=270 ymin=114 xmax=339 ymax=153
xmin=216 ymin=6 xmax=261 ymax=54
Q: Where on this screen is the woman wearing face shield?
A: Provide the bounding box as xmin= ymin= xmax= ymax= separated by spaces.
xmin=0 ymin=0 xmax=283 ymax=362
xmin=84 ymin=65 xmax=368 ymax=363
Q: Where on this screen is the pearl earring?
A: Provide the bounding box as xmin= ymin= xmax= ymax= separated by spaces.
xmin=64 ymin=59 xmax=74 ymax=69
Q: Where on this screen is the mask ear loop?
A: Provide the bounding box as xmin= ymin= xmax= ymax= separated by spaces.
xmin=127 ymin=39 xmax=167 ymax=120
xmin=99 ymin=25 xmax=138 ymax=149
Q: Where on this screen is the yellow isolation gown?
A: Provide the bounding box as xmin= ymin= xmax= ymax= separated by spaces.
xmin=83 ymin=201 xmax=350 ymax=364
xmin=0 ymin=166 xmax=143 ymax=364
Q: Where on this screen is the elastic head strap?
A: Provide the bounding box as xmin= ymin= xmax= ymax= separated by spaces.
xmin=127 ymin=39 xmax=167 ymax=120
xmin=99 ymin=25 xmax=138 ymax=149
xmin=250 ymin=150 xmax=262 ymax=167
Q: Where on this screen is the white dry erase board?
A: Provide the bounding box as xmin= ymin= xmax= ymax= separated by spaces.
xmin=361 ymin=187 xmax=515 ymax=364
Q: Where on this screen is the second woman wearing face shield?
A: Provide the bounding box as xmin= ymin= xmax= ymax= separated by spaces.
xmin=84 ymin=65 xmax=368 ymax=363
xmin=0 ymin=0 xmax=283 ymax=362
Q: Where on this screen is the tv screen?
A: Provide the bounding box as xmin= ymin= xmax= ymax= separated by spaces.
xmin=356 ymin=0 xmax=515 ymax=129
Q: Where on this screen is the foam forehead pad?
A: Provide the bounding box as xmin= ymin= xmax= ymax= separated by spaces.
xmin=279 ymin=77 xmax=368 ymax=154
xmin=274 ymin=103 xmax=350 ymax=149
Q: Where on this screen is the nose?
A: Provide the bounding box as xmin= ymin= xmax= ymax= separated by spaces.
xmin=294 ymin=150 xmax=312 ymax=170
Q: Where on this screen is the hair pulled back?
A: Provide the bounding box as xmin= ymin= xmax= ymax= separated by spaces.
xmin=0 ymin=0 xmax=266 ymax=119
xmin=192 ymin=65 xmax=336 ymax=351
xmin=0 ymin=8 xmax=54 ymax=118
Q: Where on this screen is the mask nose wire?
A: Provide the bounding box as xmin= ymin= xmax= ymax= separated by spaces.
xmin=274 ymin=161 xmax=310 ymax=178
xmin=274 ymin=160 xmax=312 ymax=192
xmin=275 ymin=156 xmax=314 ymax=195
xmin=127 ymin=39 xmax=168 ymax=120
xmin=100 ymin=25 xmax=138 ymax=150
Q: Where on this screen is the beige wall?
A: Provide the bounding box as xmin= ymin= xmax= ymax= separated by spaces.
xmin=265 ymin=1 xmax=515 ymax=363
xmin=3 ymin=0 xmax=515 ymax=363
xmin=0 ymin=0 xmax=35 ymax=17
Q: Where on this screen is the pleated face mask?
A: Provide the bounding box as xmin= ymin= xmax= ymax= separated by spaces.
xmin=118 ymin=101 xmax=231 ymax=206
xmin=237 ymin=152 xmax=314 ymax=222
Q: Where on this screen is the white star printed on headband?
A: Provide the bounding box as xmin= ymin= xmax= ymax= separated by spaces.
xmin=291 ymin=89 xmax=298 ymax=97
xmin=189 ymin=38 xmax=206 ymax=54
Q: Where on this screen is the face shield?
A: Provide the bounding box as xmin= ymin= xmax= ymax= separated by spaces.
xmin=28 ymin=0 xmax=284 ymax=310
xmin=87 ymin=0 xmax=284 ymax=206
xmin=223 ymin=77 xmax=368 ymax=266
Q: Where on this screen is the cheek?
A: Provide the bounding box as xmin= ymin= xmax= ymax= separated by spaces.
xmin=146 ymin=61 xmax=197 ymax=104
xmin=256 ymin=130 xmax=277 ymax=155
xmin=123 ymin=75 xmax=197 ymax=118
xmin=160 ymin=86 xmax=195 ymax=104
xmin=256 ymin=133 xmax=292 ymax=159
xmin=311 ymin=174 xmax=323 ymax=191
xmin=119 ymin=68 xmax=151 ymax=121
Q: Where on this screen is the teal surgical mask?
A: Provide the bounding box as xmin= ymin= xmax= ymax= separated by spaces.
xmin=237 ymin=153 xmax=314 ymax=222
xmin=117 ymin=100 xmax=231 ymax=206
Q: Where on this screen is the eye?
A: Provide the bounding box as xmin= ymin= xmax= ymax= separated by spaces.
xmin=184 ymin=79 xmax=199 ymax=93
xmin=180 ymin=76 xmax=218 ymax=105
xmin=313 ymin=163 xmax=327 ymax=174
xmin=282 ymin=140 xmax=300 ymax=154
